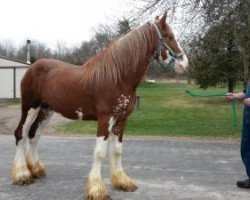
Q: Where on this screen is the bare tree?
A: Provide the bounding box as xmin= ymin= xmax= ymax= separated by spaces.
xmin=127 ymin=0 xmax=249 ymax=87
xmin=54 ymin=40 xmax=68 ymax=60
xmin=0 ymin=40 xmax=18 ymax=58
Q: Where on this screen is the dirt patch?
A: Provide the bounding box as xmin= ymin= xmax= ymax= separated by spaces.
xmin=0 ymin=104 xmax=71 ymax=135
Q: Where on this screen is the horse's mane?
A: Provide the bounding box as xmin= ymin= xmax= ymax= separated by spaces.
xmin=81 ymin=23 xmax=155 ymax=83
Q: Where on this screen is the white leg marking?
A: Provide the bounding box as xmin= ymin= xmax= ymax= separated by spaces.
xmin=89 ymin=136 xmax=108 ymax=179
xmin=110 ymin=134 xmax=123 ymax=174
xmin=110 ymin=134 xmax=137 ymax=191
xmin=22 ymin=108 xmax=40 ymax=141
xmin=26 ymin=110 xmax=54 ymax=166
xmin=86 ymin=136 xmax=109 ymax=199
xmin=108 ymin=116 xmax=122 ymax=173
xmin=15 ymin=108 xmax=40 ymax=164
xmin=13 ymin=108 xmax=40 ymax=183
xmin=108 ymin=116 xmax=137 ymax=191
xmin=13 ymin=141 xmax=28 ymax=178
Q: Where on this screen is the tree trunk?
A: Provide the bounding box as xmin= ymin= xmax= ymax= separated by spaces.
xmin=228 ymin=79 xmax=234 ymax=92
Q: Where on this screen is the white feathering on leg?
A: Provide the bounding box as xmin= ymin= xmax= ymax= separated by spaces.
xmin=26 ymin=110 xmax=53 ymax=178
xmin=86 ymin=136 xmax=109 ymax=200
xmin=12 ymin=108 xmax=40 ymax=184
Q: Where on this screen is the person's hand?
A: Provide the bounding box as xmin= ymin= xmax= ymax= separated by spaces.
xmin=244 ymin=98 xmax=250 ymax=106
xmin=226 ymin=92 xmax=245 ymax=100
xmin=225 ymin=93 xmax=235 ymax=100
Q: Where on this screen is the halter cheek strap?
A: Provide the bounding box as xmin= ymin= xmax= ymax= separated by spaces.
xmin=152 ymin=23 xmax=184 ymax=60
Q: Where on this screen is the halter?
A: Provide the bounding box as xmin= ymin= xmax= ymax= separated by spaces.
xmin=152 ymin=23 xmax=184 ymax=71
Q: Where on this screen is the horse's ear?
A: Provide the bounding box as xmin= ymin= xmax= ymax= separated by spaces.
xmin=154 ymin=16 xmax=160 ymax=23
xmin=159 ymin=11 xmax=167 ymax=24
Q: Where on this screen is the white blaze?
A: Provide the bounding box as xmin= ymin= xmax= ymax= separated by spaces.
xmin=175 ymin=42 xmax=189 ymax=72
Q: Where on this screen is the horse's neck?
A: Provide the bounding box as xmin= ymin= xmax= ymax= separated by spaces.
xmin=122 ymin=35 xmax=158 ymax=89
xmin=124 ymin=57 xmax=151 ymax=89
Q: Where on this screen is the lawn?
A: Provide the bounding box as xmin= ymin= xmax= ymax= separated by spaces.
xmin=59 ymin=82 xmax=244 ymax=137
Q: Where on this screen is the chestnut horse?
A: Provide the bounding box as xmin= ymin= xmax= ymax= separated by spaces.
xmin=12 ymin=13 xmax=188 ymax=200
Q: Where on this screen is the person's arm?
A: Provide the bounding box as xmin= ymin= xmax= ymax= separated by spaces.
xmin=225 ymin=92 xmax=246 ymax=100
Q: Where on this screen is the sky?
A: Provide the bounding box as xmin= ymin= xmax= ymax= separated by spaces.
xmin=0 ymin=0 xmax=131 ymax=49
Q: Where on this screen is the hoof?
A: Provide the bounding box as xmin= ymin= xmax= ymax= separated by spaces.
xmin=86 ymin=194 xmax=111 ymax=200
xmin=85 ymin=177 xmax=110 ymax=200
xmin=111 ymin=170 xmax=138 ymax=192
xmin=12 ymin=165 xmax=34 ymax=185
xmin=27 ymin=161 xmax=46 ymax=179
xmin=13 ymin=175 xmax=34 ymax=185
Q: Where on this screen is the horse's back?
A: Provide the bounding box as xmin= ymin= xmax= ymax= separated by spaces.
xmin=21 ymin=59 xmax=80 ymax=104
xmin=23 ymin=58 xmax=79 ymax=83
xmin=31 ymin=59 xmax=77 ymax=73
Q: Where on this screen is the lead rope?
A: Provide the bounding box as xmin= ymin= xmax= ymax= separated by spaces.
xmin=185 ymin=90 xmax=237 ymax=127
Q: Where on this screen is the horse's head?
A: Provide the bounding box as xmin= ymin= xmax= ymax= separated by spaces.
xmin=153 ymin=12 xmax=188 ymax=74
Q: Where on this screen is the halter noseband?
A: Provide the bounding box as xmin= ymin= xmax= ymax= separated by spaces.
xmin=152 ymin=23 xmax=184 ymax=71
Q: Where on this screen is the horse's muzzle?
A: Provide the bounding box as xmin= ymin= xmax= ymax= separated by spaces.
xmin=175 ymin=54 xmax=189 ymax=73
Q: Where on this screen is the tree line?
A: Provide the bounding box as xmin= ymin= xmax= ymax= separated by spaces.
xmin=0 ymin=19 xmax=131 ymax=65
xmin=1 ymin=0 xmax=249 ymax=91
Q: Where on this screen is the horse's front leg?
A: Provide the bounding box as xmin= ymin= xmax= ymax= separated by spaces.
xmin=110 ymin=120 xmax=138 ymax=192
xmin=85 ymin=116 xmax=110 ymax=200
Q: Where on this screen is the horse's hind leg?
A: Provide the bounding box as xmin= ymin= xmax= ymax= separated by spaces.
xmin=26 ymin=104 xmax=54 ymax=179
xmin=12 ymin=106 xmax=40 ymax=185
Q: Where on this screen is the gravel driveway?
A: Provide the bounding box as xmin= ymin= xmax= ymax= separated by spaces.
xmin=1 ymin=104 xmax=250 ymax=200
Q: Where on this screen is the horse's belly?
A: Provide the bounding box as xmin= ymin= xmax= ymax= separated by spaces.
xmin=50 ymin=105 xmax=95 ymax=120
xmin=42 ymin=97 xmax=95 ymax=120
xmin=41 ymin=87 xmax=96 ymax=120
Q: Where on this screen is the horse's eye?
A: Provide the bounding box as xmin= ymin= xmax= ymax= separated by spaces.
xmin=163 ymin=34 xmax=168 ymax=39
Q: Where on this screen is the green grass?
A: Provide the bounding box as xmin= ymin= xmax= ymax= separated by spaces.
xmin=0 ymin=98 xmax=21 ymax=105
xmin=59 ymin=83 xmax=243 ymax=137
xmin=8 ymin=99 xmax=21 ymax=105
